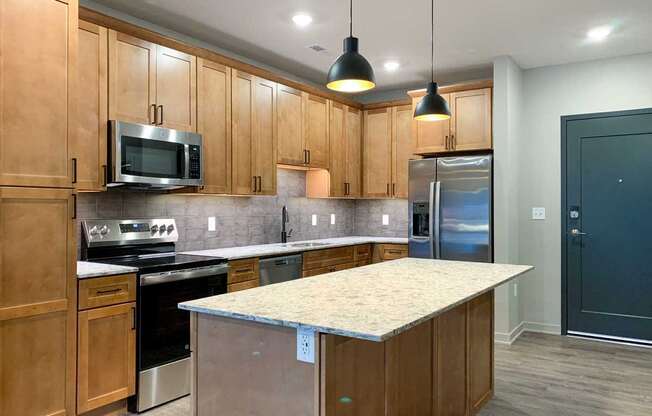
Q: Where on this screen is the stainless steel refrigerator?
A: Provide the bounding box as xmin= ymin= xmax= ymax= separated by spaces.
xmin=408 ymin=155 xmax=493 ymax=262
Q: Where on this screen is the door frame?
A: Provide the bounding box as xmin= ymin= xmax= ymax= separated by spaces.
xmin=560 ymin=107 xmax=652 ymax=335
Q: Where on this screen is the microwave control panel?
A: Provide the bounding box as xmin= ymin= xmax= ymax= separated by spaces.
xmin=189 ymin=145 xmax=201 ymax=179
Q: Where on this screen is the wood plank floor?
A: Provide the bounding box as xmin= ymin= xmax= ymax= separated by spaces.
xmin=134 ymin=332 xmax=652 ymax=416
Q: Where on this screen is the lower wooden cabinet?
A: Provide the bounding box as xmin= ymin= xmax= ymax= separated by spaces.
xmin=227 ymin=257 xmax=260 ymax=292
xmin=77 ymin=302 xmax=136 ymax=414
xmin=373 ymin=243 xmax=409 ymax=263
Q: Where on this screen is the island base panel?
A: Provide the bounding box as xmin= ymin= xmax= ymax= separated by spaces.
xmin=190 ymin=290 xmax=493 ymax=416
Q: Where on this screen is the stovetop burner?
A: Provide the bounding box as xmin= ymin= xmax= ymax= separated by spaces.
xmin=95 ymin=253 xmax=226 ymax=274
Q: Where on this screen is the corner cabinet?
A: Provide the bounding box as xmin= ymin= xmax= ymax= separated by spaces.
xmin=231 ymin=70 xmax=277 ymax=195
xmin=108 ymin=30 xmax=196 ymax=131
xmin=0 ymin=0 xmax=77 ymax=188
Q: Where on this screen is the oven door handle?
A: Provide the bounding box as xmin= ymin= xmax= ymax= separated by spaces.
xmin=139 ymin=264 xmax=228 ymax=286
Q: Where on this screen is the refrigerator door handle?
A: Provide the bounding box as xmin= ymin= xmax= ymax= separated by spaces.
xmin=429 ymin=181 xmax=442 ymax=259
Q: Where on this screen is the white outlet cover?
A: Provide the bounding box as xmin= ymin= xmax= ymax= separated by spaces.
xmin=330 ymin=213 xmax=335 ymax=225
xmin=296 ymin=327 xmax=315 ymax=363
xmin=311 ymin=214 xmax=317 ymax=226
xmin=208 ymin=216 xmax=216 ymax=231
xmin=382 ymin=214 xmax=389 ymax=225
xmin=532 ymin=207 xmax=546 ymax=220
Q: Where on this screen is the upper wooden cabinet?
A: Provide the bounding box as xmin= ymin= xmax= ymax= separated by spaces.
xmin=410 ymin=86 xmax=492 ymax=154
xmin=328 ymin=103 xmax=361 ymax=198
xmin=363 ymin=108 xmax=393 ymax=198
xmin=304 ymin=94 xmax=330 ymax=169
xmin=345 ymin=107 xmax=363 ymax=198
xmin=77 ymin=20 xmax=108 ymax=192
xmin=231 ymin=70 xmax=277 ymax=195
xmin=0 ymin=0 xmax=76 ymax=188
xmin=392 ymin=105 xmax=413 ymax=198
xmin=108 ymin=30 xmax=197 ymax=131
xmin=277 ymin=85 xmax=306 ymax=166
xmin=196 ymin=58 xmax=231 ymax=194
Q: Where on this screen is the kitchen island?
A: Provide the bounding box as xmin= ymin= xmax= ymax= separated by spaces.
xmin=180 ymin=258 xmax=532 ymax=416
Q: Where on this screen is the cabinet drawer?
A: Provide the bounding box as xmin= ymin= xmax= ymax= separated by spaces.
xmin=354 ymin=244 xmax=372 ymax=262
xmin=375 ymin=244 xmax=409 ymax=262
xmin=303 ymin=246 xmax=355 ymax=271
xmin=302 ymin=262 xmax=356 ymax=278
xmin=78 ymin=274 xmax=136 ymax=311
xmin=228 ymin=279 xmax=259 ymax=293
xmin=228 ymin=258 xmax=260 ymax=284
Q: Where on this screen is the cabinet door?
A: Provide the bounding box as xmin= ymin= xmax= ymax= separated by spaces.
xmin=329 ymin=102 xmax=347 ymax=197
xmin=253 ymin=78 xmax=277 ymax=195
xmin=0 ymin=0 xmax=76 ymax=188
xmin=277 ymin=85 xmax=305 ymax=166
xmin=345 ymin=107 xmax=362 ymax=198
xmin=450 ymin=88 xmax=492 ymax=151
xmin=412 ymin=94 xmax=451 ymax=154
xmin=156 ymin=45 xmax=197 ymax=132
xmin=304 ymin=94 xmax=330 ymax=168
xmin=77 ymin=303 xmax=136 ymax=414
xmin=108 ymin=30 xmax=157 ymax=125
xmin=0 ymin=187 xmax=76 ymax=416
xmin=392 ymin=105 xmax=413 ymax=199
xmin=231 ymin=70 xmax=256 ymax=195
xmin=468 ymin=291 xmax=494 ymax=414
xmin=77 ymin=20 xmax=108 ymax=192
xmin=363 ymin=108 xmax=392 ymax=198
xmin=197 ymin=59 xmax=231 ymax=194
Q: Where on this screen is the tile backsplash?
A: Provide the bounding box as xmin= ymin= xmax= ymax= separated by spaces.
xmin=77 ymin=169 xmax=407 ymax=256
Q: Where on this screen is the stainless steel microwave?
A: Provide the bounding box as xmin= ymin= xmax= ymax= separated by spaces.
xmin=109 ymin=121 xmax=202 ymax=189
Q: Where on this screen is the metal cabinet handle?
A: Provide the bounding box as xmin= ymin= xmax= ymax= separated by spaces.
xmin=96 ymin=287 xmax=122 ymax=295
xmin=234 ymin=267 xmax=253 ymax=274
xmin=131 ymin=306 xmax=136 ymax=330
xmin=307 ymin=150 xmax=311 ymax=164
xmin=451 ymin=134 xmax=455 ymax=150
xmin=258 ymin=176 xmax=263 ymax=192
xmin=570 ymin=228 xmax=588 ymax=236
xmin=101 ymin=165 xmax=107 ymax=187
xmin=157 ymin=105 xmax=164 ymax=125
xmin=386 ymin=183 xmax=390 ymax=196
xmin=303 ymin=149 xmax=308 ymax=164
xmin=392 ymin=183 xmax=396 ymax=196
xmin=72 ymin=194 xmax=77 ymax=219
xmin=445 ymin=135 xmax=449 ymax=150
xmin=71 ymin=158 xmax=77 ymax=184
xmin=252 ymin=176 xmax=257 ymax=192
xmin=150 ymin=104 xmax=157 ymax=124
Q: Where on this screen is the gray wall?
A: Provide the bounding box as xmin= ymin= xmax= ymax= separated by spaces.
xmin=354 ymin=199 xmax=408 ymax=238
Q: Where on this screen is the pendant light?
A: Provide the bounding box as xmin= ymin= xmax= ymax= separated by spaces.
xmin=414 ymin=0 xmax=450 ymax=121
xmin=326 ymin=0 xmax=375 ymax=93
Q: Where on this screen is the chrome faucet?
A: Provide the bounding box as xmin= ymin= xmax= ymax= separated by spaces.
xmin=281 ymin=206 xmax=293 ymax=243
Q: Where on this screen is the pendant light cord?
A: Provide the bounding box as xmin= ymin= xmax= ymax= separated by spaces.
xmin=431 ymin=0 xmax=435 ymax=82
xmin=350 ymin=0 xmax=353 ymax=37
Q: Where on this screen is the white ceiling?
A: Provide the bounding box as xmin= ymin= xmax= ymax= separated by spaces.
xmin=92 ymin=0 xmax=652 ymax=93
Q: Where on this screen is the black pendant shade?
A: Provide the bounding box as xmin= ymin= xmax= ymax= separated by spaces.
xmin=414 ymin=82 xmax=450 ymax=121
xmin=326 ymin=36 xmax=376 ymax=93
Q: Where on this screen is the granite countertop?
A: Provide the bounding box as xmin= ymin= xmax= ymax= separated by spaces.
xmin=77 ymin=261 xmax=139 ymax=279
xmin=183 ymin=236 xmax=408 ymax=260
xmin=180 ymin=258 xmax=533 ymax=342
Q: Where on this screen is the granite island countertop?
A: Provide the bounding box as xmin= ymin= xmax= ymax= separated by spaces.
xmin=180 ymin=258 xmax=533 ymax=342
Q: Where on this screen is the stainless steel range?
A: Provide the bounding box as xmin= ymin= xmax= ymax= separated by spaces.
xmin=81 ymin=219 xmax=227 ymax=413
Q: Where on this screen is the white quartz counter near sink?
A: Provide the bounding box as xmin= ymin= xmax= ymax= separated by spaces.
xmin=180 ymin=258 xmax=533 ymax=342
xmin=182 ymin=236 xmax=408 ymax=260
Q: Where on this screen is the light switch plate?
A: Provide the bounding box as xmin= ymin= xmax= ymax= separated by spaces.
xmin=297 ymin=327 xmax=315 ymax=363
xmin=532 ymin=207 xmax=546 ymax=220
xmin=208 ymin=216 xmax=216 ymax=231
xmin=382 ymin=214 xmax=389 ymax=225
xmin=311 ymin=214 xmax=317 ymax=226
xmin=330 ymin=213 xmax=336 ymax=225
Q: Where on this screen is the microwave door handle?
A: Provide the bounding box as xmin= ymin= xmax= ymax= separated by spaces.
xmin=429 ymin=181 xmax=441 ymax=259
xmin=184 ymin=144 xmax=190 ymax=180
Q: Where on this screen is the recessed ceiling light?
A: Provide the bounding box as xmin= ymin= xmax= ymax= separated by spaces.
xmin=587 ymin=25 xmax=612 ymax=42
xmin=384 ymin=61 xmax=400 ymax=72
xmin=292 ymin=13 xmax=313 ymax=28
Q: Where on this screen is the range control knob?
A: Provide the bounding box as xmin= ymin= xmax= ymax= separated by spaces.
xmin=99 ymin=225 xmax=109 ymax=235
xmin=89 ymin=226 xmax=99 ymax=236
xmin=166 ymin=224 xmax=175 ymax=233
xmin=158 ymin=224 xmax=166 ymax=234
xmin=151 ymin=224 xmax=159 ymax=233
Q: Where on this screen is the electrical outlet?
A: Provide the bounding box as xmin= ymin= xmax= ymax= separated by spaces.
xmin=208 ymin=216 xmax=216 ymax=231
xmin=330 ymin=213 xmax=336 ymax=225
xmin=311 ymin=214 xmax=317 ymax=226
xmin=532 ymin=207 xmax=546 ymax=220
xmin=382 ymin=214 xmax=389 ymax=225
xmin=297 ymin=327 xmax=315 ymax=363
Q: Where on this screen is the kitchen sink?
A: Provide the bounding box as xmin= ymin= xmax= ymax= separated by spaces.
xmin=288 ymin=242 xmax=331 ymax=248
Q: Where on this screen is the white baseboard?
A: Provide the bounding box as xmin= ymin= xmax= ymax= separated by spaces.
xmin=495 ymin=321 xmax=561 ymax=345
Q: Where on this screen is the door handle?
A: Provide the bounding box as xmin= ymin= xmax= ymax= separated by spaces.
xmin=150 ymin=104 xmax=157 ymax=124
xmin=307 ymin=150 xmax=311 ymax=164
xmin=252 ymin=176 xmax=257 ymax=192
xmin=386 ymin=183 xmax=390 ymax=196
xmin=445 ymin=135 xmax=449 ymax=150
xmin=101 ymin=165 xmax=107 ymax=187
xmin=257 ymin=176 xmax=262 ymax=192
xmin=451 ymin=134 xmax=455 ymax=150
xmin=430 ymin=181 xmax=441 ymax=259
xmin=131 ymin=306 xmax=136 ymax=330
xmin=392 ymin=183 xmax=396 ymax=196
xmin=72 ymin=194 xmax=77 ymax=220
xmin=570 ymin=228 xmax=588 ymax=236
xmin=71 ymin=158 xmax=77 ymax=184
xmin=157 ymin=105 xmax=164 ymax=125
xmin=303 ymin=149 xmax=308 ymax=164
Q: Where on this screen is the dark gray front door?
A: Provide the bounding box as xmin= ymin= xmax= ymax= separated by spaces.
xmin=564 ymin=109 xmax=652 ymax=342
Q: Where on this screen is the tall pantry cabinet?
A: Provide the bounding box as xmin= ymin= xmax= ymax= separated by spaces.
xmin=0 ymin=1 xmax=78 ymax=416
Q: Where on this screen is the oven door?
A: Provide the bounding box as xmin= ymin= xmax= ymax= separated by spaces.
xmin=135 ymin=264 xmax=226 ymax=411
xmin=110 ymin=120 xmax=202 ymax=187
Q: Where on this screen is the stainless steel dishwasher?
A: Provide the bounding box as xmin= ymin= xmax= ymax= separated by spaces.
xmin=259 ymin=254 xmax=303 ymax=286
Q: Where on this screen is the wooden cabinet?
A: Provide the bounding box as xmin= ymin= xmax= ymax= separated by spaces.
xmin=329 ymin=103 xmax=362 ymax=198
xmin=277 ymin=85 xmax=306 ymax=165
xmin=363 ymin=108 xmax=393 ymax=198
xmin=468 ymin=291 xmax=494 ymax=414
xmin=304 ymin=94 xmax=330 ymax=168
xmin=345 ymin=107 xmax=363 ymax=197
xmin=196 ymin=59 xmax=232 ymax=194
xmin=392 ymin=105 xmax=413 ymax=198
xmin=78 ymin=274 xmax=137 ymax=310
xmin=372 ymin=243 xmax=409 ymax=263
xmin=410 ymin=87 xmax=492 ymax=154
xmin=0 ymin=187 xmax=76 ymax=416
xmin=227 ymin=258 xmax=260 ymax=292
xmin=77 ymin=301 xmax=136 ymax=414
xmin=0 ymin=0 xmax=76 ymax=188
xmin=303 ymin=246 xmax=355 ymax=274
xmin=77 ymin=20 xmax=108 ymax=192
xmin=231 ymin=70 xmax=277 ymax=195
xmin=109 ymin=30 xmax=196 ymax=131
xmin=450 ymin=88 xmax=492 ymax=151
xmin=354 ymin=244 xmax=372 ymax=266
